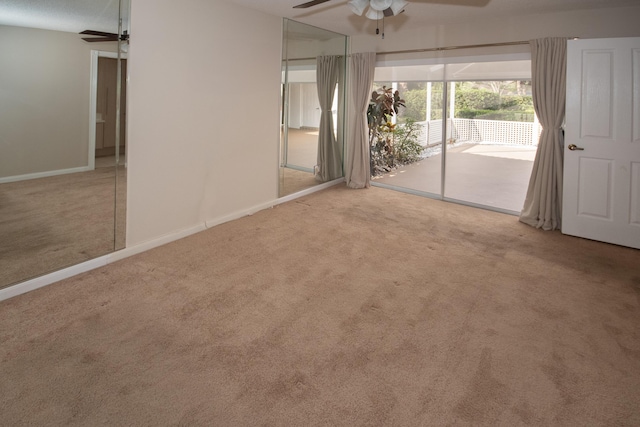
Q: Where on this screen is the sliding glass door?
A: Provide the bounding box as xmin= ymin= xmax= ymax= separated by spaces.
xmin=444 ymin=79 xmax=537 ymax=212
xmin=371 ymin=80 xmax=444 ymax=196
xmin=371 ymin=58 xmax=536 ymax=214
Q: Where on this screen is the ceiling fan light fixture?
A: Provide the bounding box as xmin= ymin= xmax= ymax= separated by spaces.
xmin=369 ymin=0 xmax=393 ymax=12
xmin=347 ymin=0 xmax=368 ymax=16
xmin=388 ymin=0 xmax=408 ymax=15
xmin=365 ymin=7 xmax=384 ymax=20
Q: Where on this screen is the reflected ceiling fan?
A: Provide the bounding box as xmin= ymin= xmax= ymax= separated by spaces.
xmin=294 ymin=0 xmax=489 ymax=18
xmin=293 ymin=0 xmax=489 ymax=37
xmin=295 ymin=0 xmax=408 ymax=19
xmin=80 ymin=30 xmax=129 ymax=43
xmin=293 ymin=0 xmax=409 ymax=38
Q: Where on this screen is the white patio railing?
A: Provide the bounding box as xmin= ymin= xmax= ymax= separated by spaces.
xmin=413 ymin=118 xmax=542 ymax=147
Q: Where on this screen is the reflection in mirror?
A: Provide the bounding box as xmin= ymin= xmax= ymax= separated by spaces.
xmin=0 ymin=0 xmax=129 ymax=289
xmin=279 ymin=19 xmax=348 ymax=197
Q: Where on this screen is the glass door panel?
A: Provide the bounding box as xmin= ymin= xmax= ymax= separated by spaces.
xmin=371 ymin=80 xmax=443 ymax=197
xmin=443 ymin=80 xmax=537 ymax=212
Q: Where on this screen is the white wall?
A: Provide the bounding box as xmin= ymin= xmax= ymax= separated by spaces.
xmin=351 ymin=6 xmax=640 ymax=57
xmin=0 ymin=26 xmax=100 ymax=178
xmin=126 ymin=0 xmax=282 ymax=247
xmin=287 ymin=37 xmax=347 ymax=59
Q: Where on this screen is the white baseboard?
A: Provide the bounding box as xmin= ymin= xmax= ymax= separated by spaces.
xmin=205 ymin=177 xmax=344 ymax=228
xmin=110 ymin=223 xmax=208 ymax=262
xmin=0 ymin=178 xmax=345 ymax=302
xmin=273 ymin=177 xmax=344 ymax=206
xmin=0 ymin=257 xmax=109 ymax=301
xmin=0 ymin=223 xmax=207 ymax=303
xmin=0 ymin=166 xmax=94 ymax=184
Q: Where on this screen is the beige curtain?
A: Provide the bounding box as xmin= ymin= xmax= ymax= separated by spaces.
xmin=346 ymin=52 xmax=376 ymax=189
xmin=316 ymin=55 xmax=342 ymax=182
xmin=519 ymin=38 xmax=567 ymax=230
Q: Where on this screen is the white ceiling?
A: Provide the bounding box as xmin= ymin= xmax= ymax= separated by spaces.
xmin=0 ymin=0 xmax=126 ymax=33
xmin=226 ymin=0 xmax=640 ymax=36
xmin=0 ymin=0 xmax=638 ymax=36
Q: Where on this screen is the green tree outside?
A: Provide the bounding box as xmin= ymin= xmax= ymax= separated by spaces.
xmin=385 ymin=81 xmax=534 ymax=123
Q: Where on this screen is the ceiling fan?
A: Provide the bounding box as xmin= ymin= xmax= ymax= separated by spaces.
xmin=294 ymin=0 xmax=408 ymax=19
xmin=293 ymin=0 xmax=490 ymax=17
xmin=293 ymin=0 xmax=489 ymax=37
xmin=80 ymin=30 xmax=129 ymax=43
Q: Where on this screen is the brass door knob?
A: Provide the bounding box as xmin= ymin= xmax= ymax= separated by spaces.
xmin=568 ymin=144 xmax=584 ymax=151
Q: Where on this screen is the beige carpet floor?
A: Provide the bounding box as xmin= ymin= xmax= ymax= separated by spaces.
xmin=1 ymin=184 xmax=639 ymax=425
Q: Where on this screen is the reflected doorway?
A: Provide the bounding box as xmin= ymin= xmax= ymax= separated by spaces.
xmin=96 ymin=57 xmax=126 ymax=160
xmin=280 ymin=82 xmax=320 ymax=195
xmin=91 ymin=51 xmax=127 ymax=250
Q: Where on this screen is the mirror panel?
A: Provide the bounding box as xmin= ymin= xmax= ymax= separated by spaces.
xmin=280 ymin=19 xmax=347 ymax=197
xmin=0 ymin=0 xmax=129 ymax=289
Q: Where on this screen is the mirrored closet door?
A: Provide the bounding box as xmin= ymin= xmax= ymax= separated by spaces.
xmin=280 ymin=19 xmax=348 ymax=197
xmin=0 ymin=0 xmax=130 ymax=289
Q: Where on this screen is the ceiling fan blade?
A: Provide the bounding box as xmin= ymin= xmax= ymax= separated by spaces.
xmin=80 ymin=30 xmax=128 ymax=43
xmin=80 ymin=29 xmax=118 ymax=38
xmin=82 ymin=37 xmax=119 ymax=42
xmin=411 ymin=0 xmax=490 ymax=6
xmin=293 ymin=0 xmax=332 ymax=8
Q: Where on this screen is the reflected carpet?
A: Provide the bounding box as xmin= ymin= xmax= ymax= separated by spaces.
xmin=0 ymin=165 xmax=126 ymax=288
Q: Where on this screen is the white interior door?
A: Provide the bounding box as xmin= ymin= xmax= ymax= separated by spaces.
xmin=301 ymin=83 xmax=321 ymax=128
xmin=563 ymin=38 xmax=640 ymax=249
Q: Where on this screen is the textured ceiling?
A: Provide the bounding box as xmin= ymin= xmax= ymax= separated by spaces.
xmin=0 ymin=0 xmax=126 ymax=33
xmin=0 ymin=0 xmax=638 ymax=35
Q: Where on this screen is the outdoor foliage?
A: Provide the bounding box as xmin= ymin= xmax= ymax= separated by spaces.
xmin=402 ymin=86 xmax=444 ymax=121
xmin=456 ymin=89 xmax=501 ymax=110
xmin=456 ymin=88 xmax=534 ymax=121
xmin=402 ymin=89 xmax=427 ymax=122
xmin=368 ymin=87 xmax=424 ymax=175
xmin=457 ymin=109 xmax=535 ymax=122
xmin=367 ymin=86 xmax=405 ymax=130
xmin=389 ymin=119 xmax=423 ymax=163
xmin=383 ymin=81 xmax=534 ymax=123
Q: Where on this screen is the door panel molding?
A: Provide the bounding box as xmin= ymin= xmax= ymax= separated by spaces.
xmin=631 ymin=162 xmax=640 ymax=226
xmin=580 ymin=50 xmax=614 ymax=139
xmin=577 ymin=157 xmax=613 ymax=219
xmin=633 ymin=49 xmax=640 ymax=143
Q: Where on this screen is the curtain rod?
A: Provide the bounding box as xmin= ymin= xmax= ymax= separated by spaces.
xmin=285 ymin=40 xmax=528 ymax=61
xmin=378 ymin=36 xmax=578 ymax=55
xmin=286 ymin=37 xmax=578 ymax=61
xmin=378 ymin=39 xmax=530 ymax=55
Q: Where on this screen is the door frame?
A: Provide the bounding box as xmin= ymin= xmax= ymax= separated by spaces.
xmin=88 ymin=50 xmax=128 ymax=170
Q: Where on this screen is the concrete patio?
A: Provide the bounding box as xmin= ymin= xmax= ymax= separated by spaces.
xmin=374 ymin=142 xmax=537 ymax=213
xmin=281 ymin=128 xmax=537 ymax=213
